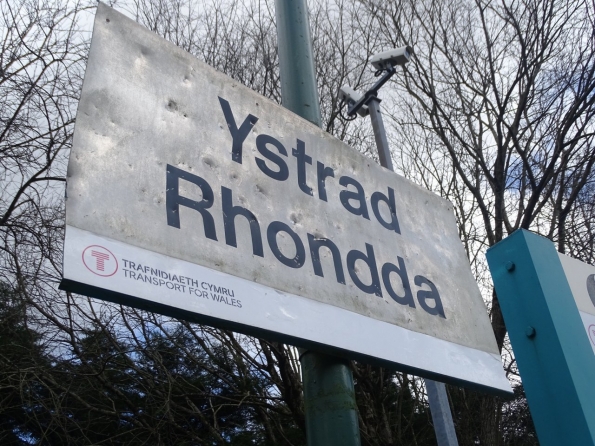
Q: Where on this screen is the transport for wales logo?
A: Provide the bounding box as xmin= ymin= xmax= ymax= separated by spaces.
xmin=82 ymin=245 xmax=118 ymax=277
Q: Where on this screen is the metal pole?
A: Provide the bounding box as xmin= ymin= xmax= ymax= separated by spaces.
xmin=366 ymin=96 xmax=460 ymax=446
xmin=274 ymin=1 xmax=361 ymax=445
xmin=367 ymin=97 xmax=394 ymax=171
xmin=426 ymin=380 xmax=459 ymax=446
xmin=275 ymin=0 xmax=322 ymax=127
xmin=300 ymin=352 xmax=361 ymax=445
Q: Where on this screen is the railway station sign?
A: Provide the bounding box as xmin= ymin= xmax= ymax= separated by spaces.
xmin=60 ymin=3 xmax=510 ymax=395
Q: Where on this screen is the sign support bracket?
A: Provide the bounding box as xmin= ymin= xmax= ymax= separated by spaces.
xmin=486 ymin=230 xmax=595 ymax=446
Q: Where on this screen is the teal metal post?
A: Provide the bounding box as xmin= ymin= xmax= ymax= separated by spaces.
xmin=486 ymin=230 xmax=595 ymax=446
xmin=300 ymin=353 xmax=361 ymax=445
xmin=274 ymin=1 xmax=361 ymax=445
xmin=275 ymin=0 xmax=322 ymax=127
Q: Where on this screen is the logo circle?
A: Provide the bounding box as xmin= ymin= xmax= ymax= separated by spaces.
xmin=82 ymin=245 xmax=118 ymax=277
xmin=589 ymin=324 xmax=595 ymax=348
xmin=587 ymin=274 xmax=595 ymax=308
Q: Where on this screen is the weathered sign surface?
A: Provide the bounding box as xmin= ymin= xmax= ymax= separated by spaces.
xmin=559 ymin=254 xmax=595 ymax=355
xmin=60 ymin=3 xmax=510 ymax=394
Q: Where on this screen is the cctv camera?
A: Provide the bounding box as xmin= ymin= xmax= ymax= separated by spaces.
xmin=370 ymin=46 xmax=413 ymax=71
xmin=338 ymin=85 xmax=369 ymax=117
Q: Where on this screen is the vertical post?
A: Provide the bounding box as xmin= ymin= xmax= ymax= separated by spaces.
xmin=486 ymin=230 xmax=595 ymax=446
xmin=367 ymin=97 xmax=394 ymax=172
xmin=366 ymin=96 xmax=459 ymax=446
xmin=275 ymin=0 xmax=322 ymax=127
xmin=274 ymin=2 xmax=361 ymax=445
xmin=425 ymin=380 xmax=459 ymax=446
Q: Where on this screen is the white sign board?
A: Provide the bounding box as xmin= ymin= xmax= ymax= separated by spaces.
xmin=60 ymin=3 xmax=509 ymax=394
xmin=559 ymin=254 xmax=595 ymax=355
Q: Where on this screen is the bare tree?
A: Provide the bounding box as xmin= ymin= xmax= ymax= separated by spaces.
xmin=0 ymin=0 xmax=88 ymax=283
xmin=4 ymin=0 xmax=591 ymax=444
xmin=0 ymin=1 xmax=393 ymax=444
xmin=364 ymin=0 xmax=595 ymax=347
xmin=356 ymin=0 xmax=595 ymax=443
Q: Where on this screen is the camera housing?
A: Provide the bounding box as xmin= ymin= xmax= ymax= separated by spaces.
xmin=338 ymin=85 xmax=369 ymax=117
xmin=370 ymin=46 xmax=413 ymax=71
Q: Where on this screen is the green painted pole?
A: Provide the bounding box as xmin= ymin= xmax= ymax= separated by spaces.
xmin=486 ymin=230 xmax=595 ymax=446
xmin=274 ymin=1 xmax=361 ymax=445
xmin=300 ymin=353 xmax=361 ymax=445
xmin=275 ymin=0 xmax=322 ymax=127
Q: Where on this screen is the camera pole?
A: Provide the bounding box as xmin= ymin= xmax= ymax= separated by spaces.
xmin=367 ymin=97 xmax=393 ymax=171
xmin=365 ymin=95 xmax=460 ymax=446
xmin=274 ymin=1 xmax=361 ymax=446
